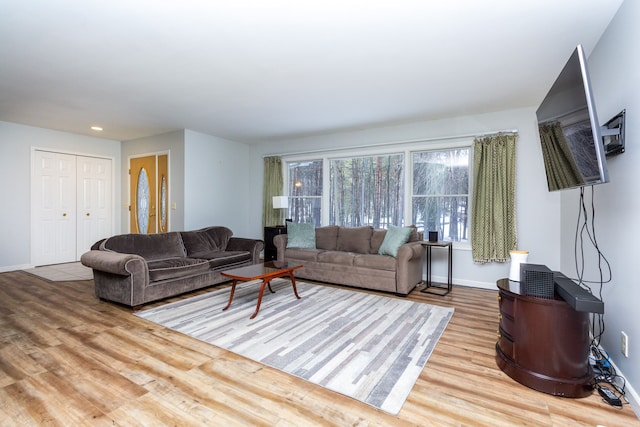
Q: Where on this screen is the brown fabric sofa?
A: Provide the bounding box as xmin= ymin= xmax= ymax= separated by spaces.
xmin=80 ymin=226 xmax=263 ymax=308
xmin=274 ymin=225 xmax=425 ymax=295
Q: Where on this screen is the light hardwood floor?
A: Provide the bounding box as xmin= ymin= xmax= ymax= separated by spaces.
xmin=0 ymin=270 xmax=638 ymax=426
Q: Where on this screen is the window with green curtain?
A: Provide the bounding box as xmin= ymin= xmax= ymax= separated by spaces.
xmin=471 ymin=133 xmax=517 ymax=263
xmin=263 ymin=156 xmax=283 ymax=227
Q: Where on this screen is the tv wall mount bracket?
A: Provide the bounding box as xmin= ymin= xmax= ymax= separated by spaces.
xmin=601 ymin=109 xmax=625 ymax=157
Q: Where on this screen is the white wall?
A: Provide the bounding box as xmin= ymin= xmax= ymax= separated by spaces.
xmin=183 ymin=130 xmax=252 ymax=235
xmin=564 ymin=0 xmax=640 ymax=408
xmin=0 ymin=121 xmax=121 ymax=271
xmin=248 ymin=107 xmax=561 ymax=289
xmin=121 ymin=129 xmax=253 ymax=236
xmin=121 ymin=130 xmax=186 ymax=232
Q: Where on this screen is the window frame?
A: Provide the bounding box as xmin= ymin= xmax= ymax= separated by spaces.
xmin=328 ymin=152 xmax=405 ymax=228
xmin=285 ymin=159 xmax=324 ymax=226
xmin=281 ymin=139 xmax=473 ymax=249
xmin=409 ymin=145 xmax=473 ymax=249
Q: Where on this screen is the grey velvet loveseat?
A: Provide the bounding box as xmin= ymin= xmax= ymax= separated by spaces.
xmin=274 ymin=225 xmax=425 ymax=296
xmin=80 ymin=226 xmax=263 ymax=308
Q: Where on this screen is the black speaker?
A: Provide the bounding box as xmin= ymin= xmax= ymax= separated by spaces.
xmin=520 ymin=263 xmax=555 ymax=299
xmin=428 ymin=231 xmax=438 ymax=242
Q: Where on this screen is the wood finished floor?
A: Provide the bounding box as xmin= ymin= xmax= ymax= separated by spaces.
xmin=0 ymin=270 xmax=638 ymax=426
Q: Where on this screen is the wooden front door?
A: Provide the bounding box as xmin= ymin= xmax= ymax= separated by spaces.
xmin=130 ymin=156 xmax=157 ymax=234
xmin=157 ymin=154 xmax=169 ymax=233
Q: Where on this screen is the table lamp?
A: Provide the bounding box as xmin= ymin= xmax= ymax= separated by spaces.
xmin=272 ymin=196 xmax=289 ymax=226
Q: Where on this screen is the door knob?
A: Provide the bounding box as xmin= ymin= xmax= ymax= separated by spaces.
xmin=62 ymin=213 xmax=67 ymax=217
xmin=86 ymin=213 xmax=90 ymax=216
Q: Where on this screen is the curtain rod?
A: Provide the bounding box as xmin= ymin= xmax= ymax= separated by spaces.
xmin=539 ymin=106 xmax=585 ymax=126
xmin=263 ymin=129 xmax=518 ymax=158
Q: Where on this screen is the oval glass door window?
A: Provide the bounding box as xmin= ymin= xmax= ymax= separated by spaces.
xmin=137 ymin=168 xmax=150 ymax=233
xmin=160 ymin=175 xmax=167 ymax=232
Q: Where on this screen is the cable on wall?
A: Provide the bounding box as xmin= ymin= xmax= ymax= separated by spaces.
xmin=572 ymin=186 xmax=626 ymax=407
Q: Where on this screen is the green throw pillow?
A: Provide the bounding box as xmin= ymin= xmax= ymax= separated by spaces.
xmin=378 ymin=225 xmax=413 ymax=257
xmin=286 ymin=222 xmax=316 ymax=248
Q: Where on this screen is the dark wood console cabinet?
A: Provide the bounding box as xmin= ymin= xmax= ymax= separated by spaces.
xmin=263 ymin=226 xmax=287 ymax=261
xmin=495 ymin=278 xmax=593 ymax=397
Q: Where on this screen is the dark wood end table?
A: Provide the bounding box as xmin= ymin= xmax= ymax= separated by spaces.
xmin=221 ymin=261 xmax=303 ymax=319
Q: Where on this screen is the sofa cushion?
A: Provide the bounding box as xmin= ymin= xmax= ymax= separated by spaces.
xmin=147 ymin=257 xmax=210 ymax=282
xmin=378 ymin=225 xmax=414 ymax=257
xmin=202 ymin=251 xmax=252 ymax=270
xmin=102 ymin=232 xmax=186 ymax=261
xmin=372 ymin=226 xmax=419 ymax=252
xmin=286 ymin=222 xmax=316 ymax=248
xmin=317 ymin=251 xmax=356 ymax=266
xmin=315 ymin=225 xmax=339 ymax=250
xmin=371 ymin=229 xmax=386 ymax=253
xmin=180 ymin=226 xmax=232 ymax=256
xmin=354 ymin=254 xmax=397 ymax=271
xmin=284 ymin=248 xmax=322 ymax=262
xmin=336 ymin=226 xmax=373 ymax=254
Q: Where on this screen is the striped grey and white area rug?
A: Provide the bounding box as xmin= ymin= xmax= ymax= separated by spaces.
xmin=136 ymin=279 xmax=454 ymax=414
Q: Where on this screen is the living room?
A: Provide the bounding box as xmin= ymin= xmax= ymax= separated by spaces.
xmin=1 ymin=0 xmax=638 ymax=424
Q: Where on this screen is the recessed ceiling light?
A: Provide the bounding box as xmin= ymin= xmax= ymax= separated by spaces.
xmin=91 ymin=126 xmax=103 ymax=131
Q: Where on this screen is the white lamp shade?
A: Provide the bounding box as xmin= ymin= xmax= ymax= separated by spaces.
xmin=272 ymin=196 xmax=289 ymax=209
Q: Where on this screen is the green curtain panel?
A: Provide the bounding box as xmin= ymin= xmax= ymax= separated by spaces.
xmin=471 ymin=133 xmax=517 ymax=263
xmin=539 ymin=123 xmax=583 ymax=191
xmin=263 ymin=156 xmax=284 ymax=227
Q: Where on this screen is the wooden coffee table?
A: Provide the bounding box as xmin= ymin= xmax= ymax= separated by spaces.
xmin=221 ymin=261 xmax=303 ymax=319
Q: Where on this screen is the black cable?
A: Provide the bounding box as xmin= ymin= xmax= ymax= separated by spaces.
xmin=572 ymin=187 xmax=612 ymax=287
xmin=570 ymin=187 xmax=613 ymax=348
xmin=571 ymin=187 xmax=626 ymax=407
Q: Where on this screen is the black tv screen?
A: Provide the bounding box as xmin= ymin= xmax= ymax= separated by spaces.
xmin=536 ymin=45 xmax=609 ymax=192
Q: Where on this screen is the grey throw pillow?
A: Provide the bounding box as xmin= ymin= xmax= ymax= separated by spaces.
xmin=378 ymin=225 xmax=413 ymax=257
xmin=286 ymin=222 xmax=316 ymax=248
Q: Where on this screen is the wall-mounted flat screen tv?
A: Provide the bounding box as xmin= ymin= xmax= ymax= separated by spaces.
xmin=536 ymin=44 xmax=609 ymax=192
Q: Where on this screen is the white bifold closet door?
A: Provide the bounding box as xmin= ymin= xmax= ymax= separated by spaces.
xmin=32 ymin=150 xmax=112 ymax=266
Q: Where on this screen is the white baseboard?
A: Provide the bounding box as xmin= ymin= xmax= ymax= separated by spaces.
xmin=0 ymin=264 xmax=32 ymax=273
xmin=427 ymin=274 xmax=496 ymax=291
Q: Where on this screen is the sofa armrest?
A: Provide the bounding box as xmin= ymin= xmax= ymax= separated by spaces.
xmin=396 ymin=241 xmax=426 ymax=295
xmin=80 ymin=250 xmax=147 ymax=276
xmin=227 ymin=237 xmax=264 ymax=263
xmin=397 ymin=241 xmax=424 ymax=262
xmin=80 ymin=250 xmax=150 ymax=307
xmin=273 ymin=234 xmax=288 ymax=261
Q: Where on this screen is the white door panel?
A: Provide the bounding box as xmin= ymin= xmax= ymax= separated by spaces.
xmin=32 ymin=151 xmax=113 ymax=266
xmin=76 ymin=156 xmax=112 ymax=257
xmin=32 ymin=151 xmax=76 ymax=265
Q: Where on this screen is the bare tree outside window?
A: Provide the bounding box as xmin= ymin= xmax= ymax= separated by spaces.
xmin=330 ymin=155 xmax=404 ymax=228
xmin=412 ymin=148 xmax=470 ymax=243
xmin=285 ymin=149 xmax=469 ymax=239
xmin=287 ymin=160 xmax=322 ymax=226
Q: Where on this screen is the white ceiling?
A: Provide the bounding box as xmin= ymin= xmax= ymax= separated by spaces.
xmin=0 ymin=0 xmax=624 ymax=143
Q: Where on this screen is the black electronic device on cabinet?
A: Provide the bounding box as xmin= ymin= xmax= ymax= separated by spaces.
xmin=554 ymin=272 xmax=604 ymax=314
